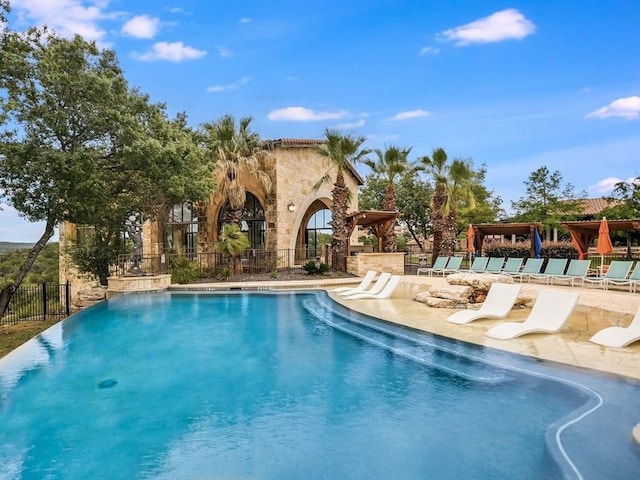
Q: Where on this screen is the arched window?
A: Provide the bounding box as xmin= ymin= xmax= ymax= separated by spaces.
xmin=218 ymin=192 xmax=265 ymax=248
xmin=305 ymin=209 xmax=332 ymax=258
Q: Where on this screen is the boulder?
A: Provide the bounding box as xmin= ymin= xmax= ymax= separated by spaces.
xmin=428 ymin=284 xmax=474 ymax=303
xmin=447 ymin=273 xmax=514 ymax=289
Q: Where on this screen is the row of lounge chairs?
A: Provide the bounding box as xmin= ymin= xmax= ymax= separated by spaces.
xmin=331 ymin=271 xmax=402 ymax=299
xmin=446 ymin=282 xmax=640 ymax=347
xmin=417 ymin=256 xmax=640 ymax=292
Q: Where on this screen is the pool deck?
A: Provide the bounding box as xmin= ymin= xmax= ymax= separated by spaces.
xmin=172 ymin=275 xmax=640 ymax=381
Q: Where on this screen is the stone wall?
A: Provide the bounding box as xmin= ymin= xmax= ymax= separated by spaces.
xmin=346 ymin=253 xmax=405 ymax=276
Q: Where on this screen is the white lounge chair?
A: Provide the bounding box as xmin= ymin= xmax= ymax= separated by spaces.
xmin=346 ymin=275 xmax=402 ymax=300
xmin=589 ymin=306 xmax=640 ymax=348
xmin=339 ymin=272 xmax=391 ymax=297
xmin=446 ymin=283 xmax=522 ymax=325
xmin=485 ymin=290 xmax=580 ymax=340
xmin=331 ymin=270 xmax=377 ymax=294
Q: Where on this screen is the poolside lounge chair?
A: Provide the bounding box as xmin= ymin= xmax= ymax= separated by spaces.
xmin=547 ymin=259 xmax=591 ymax=287
xmin=583 ymin=260 xmax=634 ymax=290
xmin=446 ymin=283 xmax=522 ymax=325
xmin=527 ymin=258 xmax=568 ymax=284
xmin=499 ymin=257 xmax=524 ymax=275
xmin=339 ymin=272 xmax=391 ymax=297
xmin=331 ymin=270 xmax=377 ymax=294
xmin=417 ymin=256 xmax=449 ymax=276
xmin=468 ymin=257 xmax=489 ymax=273
xmin=442 ymin=256 xmax=463 ymax=275
xmin=485 ymin=257 xmax=506 ymax=274
xmin=510 ymin=258 xmax=544 ymax=283
xmin=346 ymin=275 xmax=402 ymax=299
xmin=485 ymin=290 xmax=580 ymax=340
xmin=589 ymin=306 xmax=640 ymax=348
xmin=605 ymin=262 xmax=640 ymax=293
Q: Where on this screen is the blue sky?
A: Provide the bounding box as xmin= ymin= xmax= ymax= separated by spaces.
xmin=1 ymin=0 xmax=639 ymax=242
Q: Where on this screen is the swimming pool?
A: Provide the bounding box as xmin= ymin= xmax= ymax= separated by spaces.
xmin=0 ymin=291 xmax=638 ymax=479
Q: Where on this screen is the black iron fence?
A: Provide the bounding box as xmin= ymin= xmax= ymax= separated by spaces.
xmin=1 ymin=282 xmax=71 ymax=326
xmin=112 ymin=248 xmax=338 ymax=277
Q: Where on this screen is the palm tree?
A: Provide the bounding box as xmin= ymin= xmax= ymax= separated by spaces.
xmin=314 ymin=129 xmax=370 ymax=271
xmin=215 ymin=223 xmax=250 ymax=275
xmin=201 ymin=115 xmax=272 ymax=226
xmin=363 ymin=145 xmax=413 ymax=252
xmin=420 ymin=148 xmax=476 ymax=260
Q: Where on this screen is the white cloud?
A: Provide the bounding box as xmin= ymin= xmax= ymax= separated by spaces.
xmin=239 ymin=17 xmax=252 ymax=24
xmin=585 ymin=96 xmax=640 ymax=120
xmin=216 ymin=46 xmax=233 ymax=58
xmin=419 ymin=46 xmax=440 ymax=56
xmin=207 ymin=77 xmax=250 ymax=93
xmin=335 ymin=119 xmax=366 ymax=129
xmin=388 ymin=109 xmax=430 ymax=121
xmin=132 ymin=41 xmax=206 ymax=62
xmin=267 ymin=107 xmax=348 ymax=122
xmin=441 ymin=9 xmax=535 ymax=46
xmin=11 ymin=0 xmax=108 ymax=42
xmin=122 ymin=15 xmax=160 ymax=39
xmin=589 ymin=176 xmax=638 ymax=193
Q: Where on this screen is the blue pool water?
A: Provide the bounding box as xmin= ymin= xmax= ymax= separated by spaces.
xmin=0 ymin=292 xmax=639 ymax=479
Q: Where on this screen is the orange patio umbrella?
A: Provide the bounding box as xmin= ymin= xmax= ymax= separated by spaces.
xmin=467 ymin=224 xmax=475 ymax=258
xmin=596 ymin=217 xmax=613 ymax=275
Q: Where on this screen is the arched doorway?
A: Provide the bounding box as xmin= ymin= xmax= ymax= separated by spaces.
xmin=217 ymin=192 xmax=266 ymax=249
xmin=304 ymin=208 xmax=332 ymax=258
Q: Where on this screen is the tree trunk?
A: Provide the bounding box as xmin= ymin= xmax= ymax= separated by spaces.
xmin=0 ymin=221 xmax=55 ymax=318
xmin=330 ymin=172 xmax=349 ymax=271
xmin=382 ymin=185 xmax=397 ymax=252
xmin=440 ymin=209 xmax=458 ymax=257
xmin=431 ymin=185 xmax=445 ymax=263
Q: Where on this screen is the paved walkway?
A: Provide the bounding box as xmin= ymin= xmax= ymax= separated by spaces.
xmin=173 ymin=275 xmax=640 ymax=380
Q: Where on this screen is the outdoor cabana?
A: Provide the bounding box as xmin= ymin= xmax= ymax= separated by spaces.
xmin=346 ymin=210 xmax=400 ymax=254
xmin=470 ymin=222 xmax=543 ymax=257
xmin=561 ymin=219 xmax=640 ymax=259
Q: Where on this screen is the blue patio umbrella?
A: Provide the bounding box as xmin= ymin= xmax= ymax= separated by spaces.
xmin=534 ymin=229 xmax=542 ymax=259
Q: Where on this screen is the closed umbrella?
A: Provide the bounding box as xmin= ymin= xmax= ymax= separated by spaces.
xmin=467 ymin=224 xmax=475 ymax=260
xmin=534 ymin=228 xmax=542 ymax=259
xmin=596 ymin=217 xmax=613 ymax=276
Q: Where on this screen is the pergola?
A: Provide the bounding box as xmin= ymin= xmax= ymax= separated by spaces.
xmin=471 ymin=222 xmax=543 ymax=257
xmin=346 ymin=210 xmax=399 ymax=254
xmin=561 ymin=219 xmax=640 ymax=259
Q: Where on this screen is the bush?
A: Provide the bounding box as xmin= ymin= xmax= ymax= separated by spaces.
xmin=483 ymin=239 xmax=577 ymax=259
xmin=169 ymin=255 xmax=199 ymax=284
xmin=542 ymin=241 xmax=578 ymax=259
xmin=302 ymin=260 xmax=330 ymax=275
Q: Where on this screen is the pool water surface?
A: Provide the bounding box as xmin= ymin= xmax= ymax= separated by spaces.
xmin=0 ymin=292 xmax=639 ymax=479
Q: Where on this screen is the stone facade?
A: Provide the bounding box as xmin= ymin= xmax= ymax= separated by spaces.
xmin=346 ymin=253 xmax=405 ymax=276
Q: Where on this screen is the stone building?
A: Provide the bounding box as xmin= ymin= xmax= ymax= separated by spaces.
xmin=60 ymin=138 xmax=364 ymax=301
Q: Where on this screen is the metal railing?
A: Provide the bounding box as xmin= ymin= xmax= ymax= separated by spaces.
xmin=1 ymin=282 xmax=71 ymax=326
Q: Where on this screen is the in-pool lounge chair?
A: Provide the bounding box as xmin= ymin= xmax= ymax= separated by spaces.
xmin=547 ymin=259 xmax=591 ymax=287
xmin=417 ymin=256 xmax=449 ymax=276
xmin=346 ymin=275 xmax=402 ymax=299
xmin=331 ymin=270 xmax=377 ymax=294
xmin=339 ymin=272 xmax=391 ymax=297
xmin=468 ymin=256 xmax=489 ymax=273
xmin=589 ymin=306 xmax=640 ymax=348
xmin=446 ymin=283 xmax=522 ymax=325
xmin=510 ymin=258 xmax=544 ymax=283
xmin=485 ymin=290 xmax=580 ymax=340
xmin=583 ymin=260 xmax=634 ymax=290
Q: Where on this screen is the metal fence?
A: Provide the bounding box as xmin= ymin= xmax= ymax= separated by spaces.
xmin=1 ymin=282 xmax=71 ymax=326
xmin=112 ymin=248 xmax=335 ymax=277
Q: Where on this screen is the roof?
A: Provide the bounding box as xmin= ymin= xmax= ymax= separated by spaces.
xmin=346 ymin=210 xmax=399 ymax=228
xmin=578 ymin=198 xmax=619 ymax=216
xmin=265 ymin=138 xmax=364 ymax=185
xmin=560 ymin=219 xmax=640 ymax=234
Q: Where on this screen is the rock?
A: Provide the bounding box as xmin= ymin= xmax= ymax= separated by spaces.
xmin=428 ymin=284 xmax=474 ymax=303
xmin=424 ymin=297 xmax=458 ymax=308
xmin=414 ymin=291 xmax=432 ymax=302
xmin=447 ymin=273 xmax=514 ymax=289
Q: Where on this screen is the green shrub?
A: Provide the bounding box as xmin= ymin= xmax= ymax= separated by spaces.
xmin=484 ymin=241 xmax=530 ymax=258
xmin=302 ymin=260 xmax=330 ymax=275
xmin=541 ymin=242 xmax=578 ymax=259
xmin=169 ymin=255 xmax=199 ymax=284
xmin=215 ymin=267 xmax=230 ymax=280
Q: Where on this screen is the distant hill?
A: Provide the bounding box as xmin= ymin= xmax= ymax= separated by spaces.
xmin=0 ymin=242 xmax=34 ymax=254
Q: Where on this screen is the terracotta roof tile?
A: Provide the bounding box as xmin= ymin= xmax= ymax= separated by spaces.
xmin=579 ymin=197 xmax=619 ymax=215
